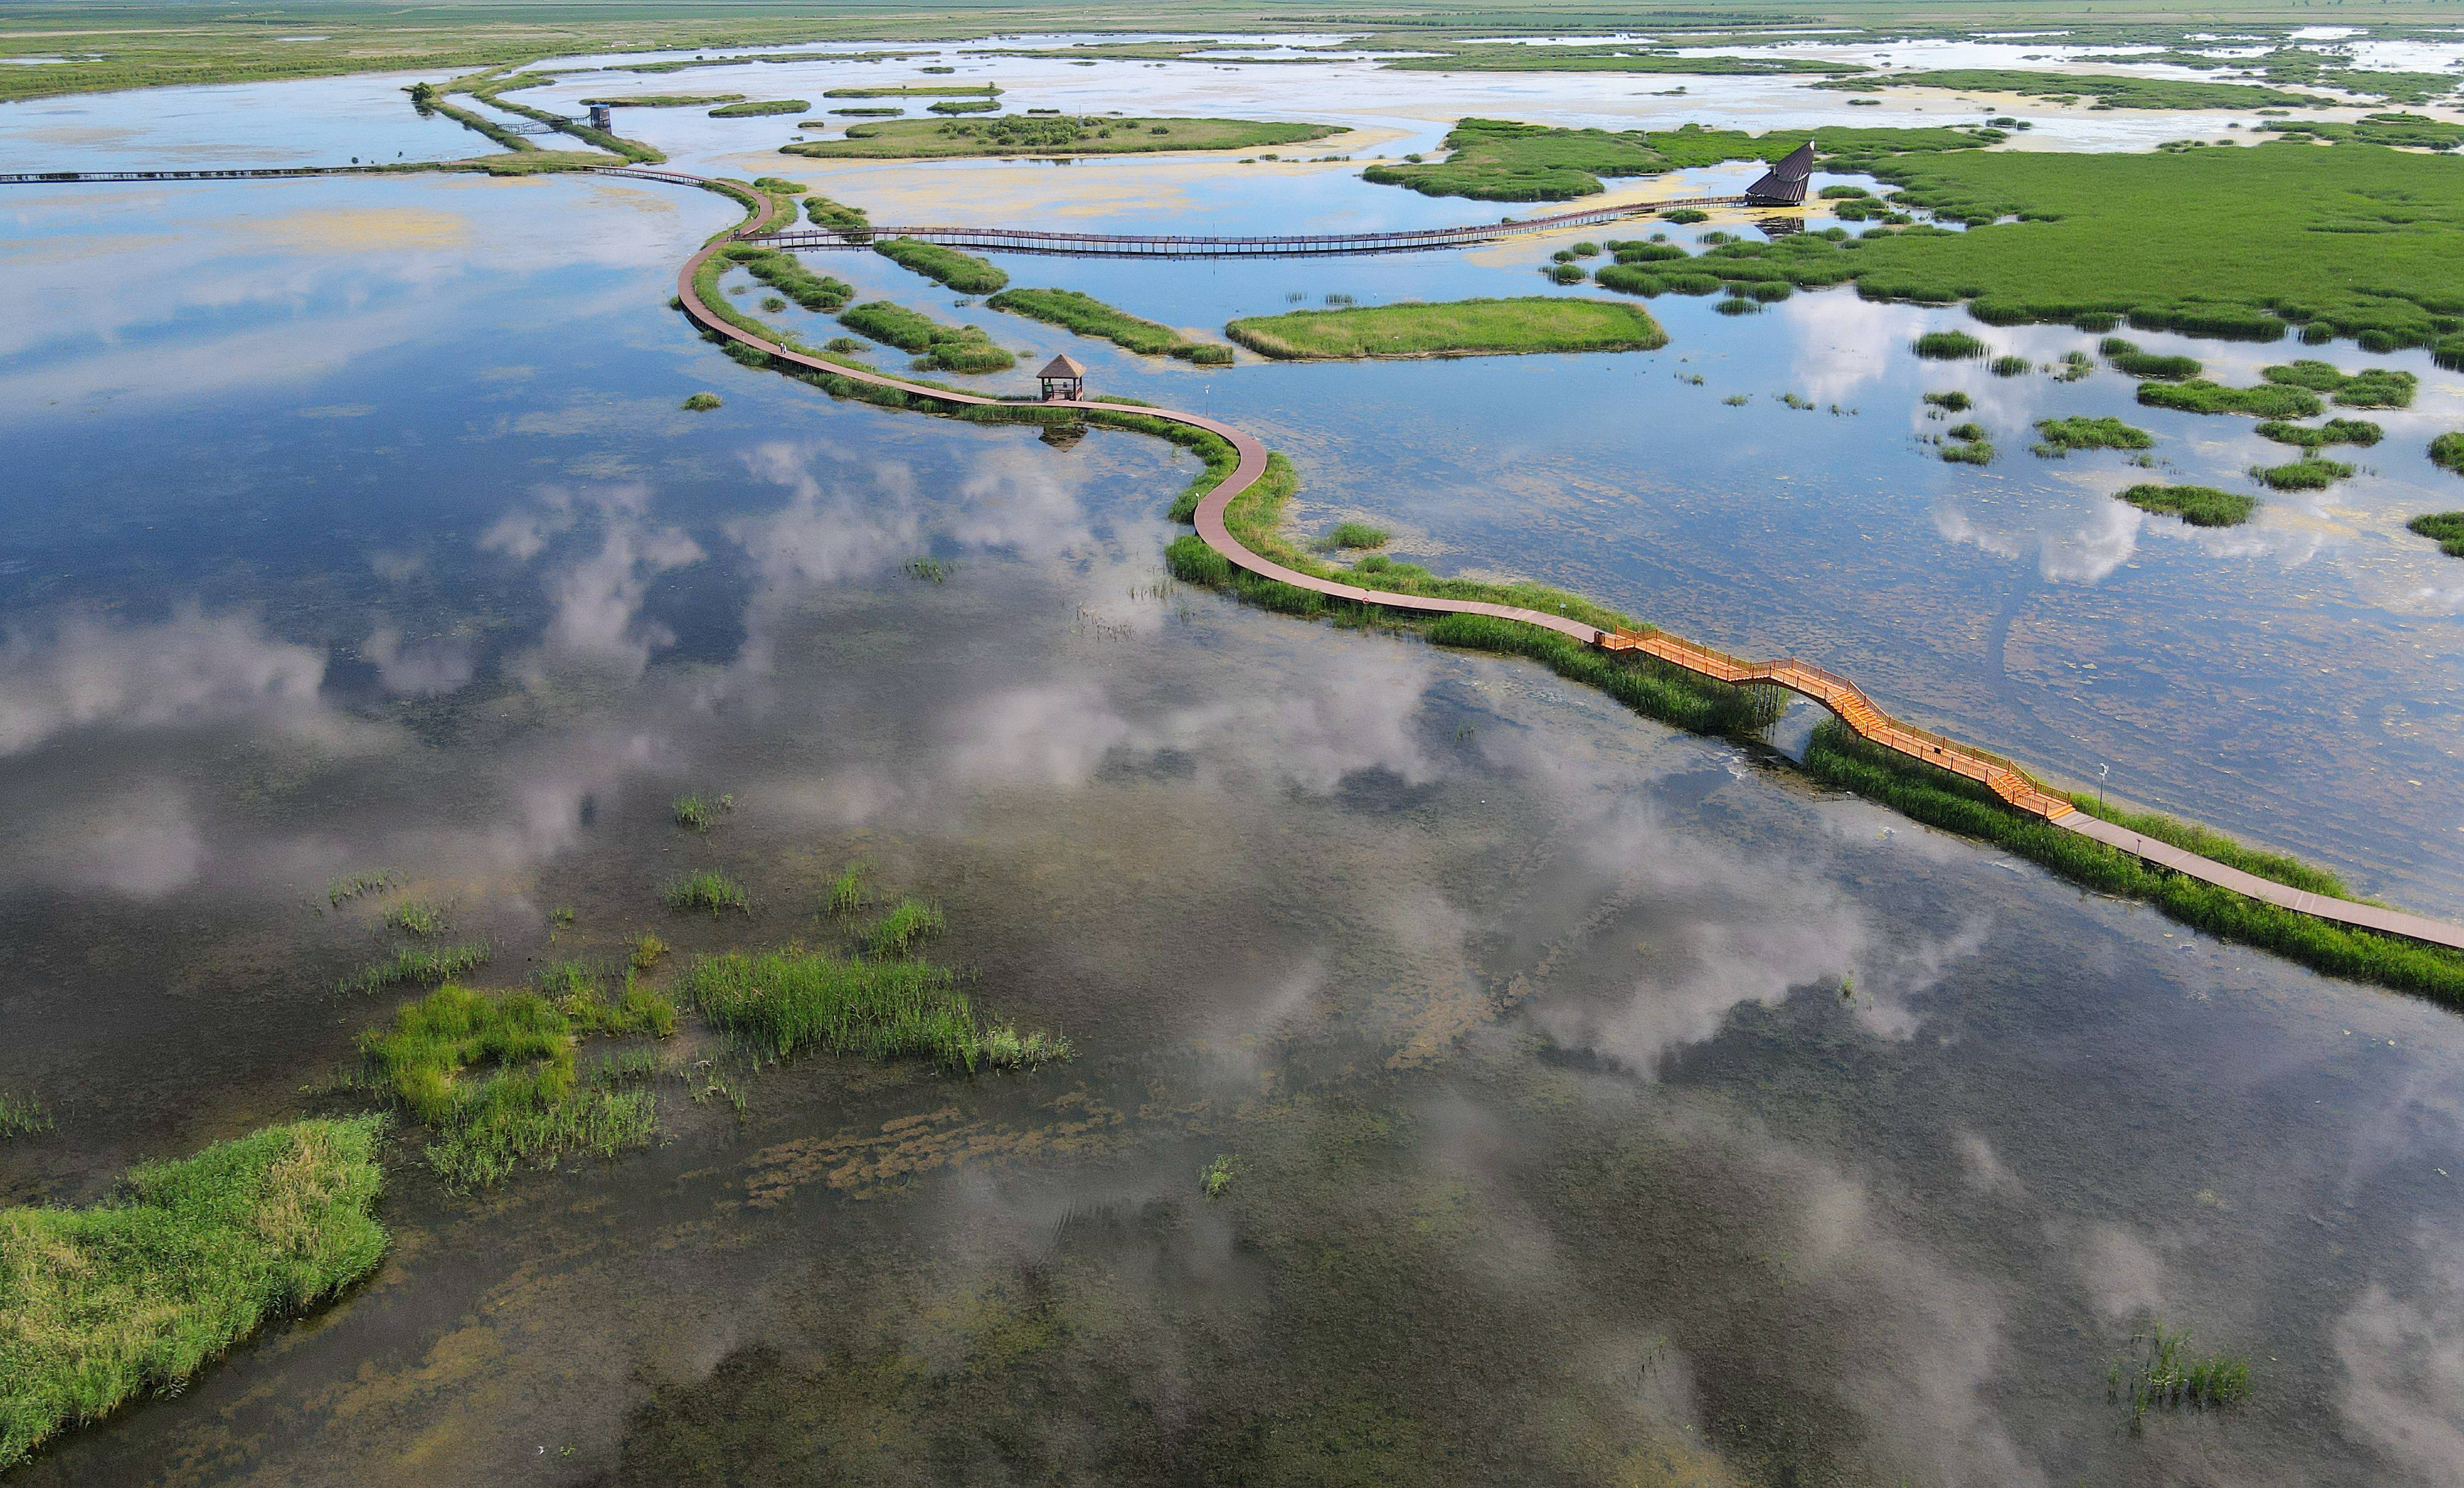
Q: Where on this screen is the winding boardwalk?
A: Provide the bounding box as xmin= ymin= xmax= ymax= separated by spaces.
xmin=15 ymin=162 xmax=2462 ymax=953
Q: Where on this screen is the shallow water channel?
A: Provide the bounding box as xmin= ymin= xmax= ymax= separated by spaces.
xmin=2 ymin=42 xmax=2463 ymax=1488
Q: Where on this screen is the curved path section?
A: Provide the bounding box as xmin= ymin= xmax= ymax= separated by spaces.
xmin=636 ymin=164 xmax=2464 ymax=953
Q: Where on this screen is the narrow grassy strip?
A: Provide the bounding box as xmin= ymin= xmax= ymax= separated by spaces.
xmin=1225 ymin=297 xmax=1665 ymax=359
xmin=986 ymin=287 xmax=1231 ymax=363
xmin=339 ymin=940 xmax=491 ymax=995
xmin=362 ymin=978 xmax=671 ymax=1190
xmin=837 ymin=301 xmax=1016 ymax=373
xmin=2251 ymin=458 xmax=2354 ymax=491
xmin=1804 ymin=721 xmax=2464 ymax=1002
xmin=0 ymin=1118 xmax=387 ymax=1471
xmin=681 ymin=947 xmax=1068 ymax=1072
xmin=2120 ymin=484 xmax=2257 ymax=527
xmin=2138 ymin=380 xmax=2323 ymax=418
xmin=873 ymin=237 xmax=1008 ymax=295
xmin=803 ymin=193 xmax=872 ymax=237
xmin=708 ymin=99 xmax=807 ymax=117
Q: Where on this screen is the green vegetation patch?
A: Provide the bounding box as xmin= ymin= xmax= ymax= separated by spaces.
xmin=873 ymin=237 xmax=1008 ymax=294
xmin=1382 ymin=44 xmax=1863 ymax=77
xmin=1225 ymin=297 xmax=1665 ymax=360
xmin=673 ymin=791 xmax=734 ymax=831
xmin=2138 ymin=379 xmax=2324 ymax=418
xmin=2256 ymin=418 xmax=2380 ymax=449
xmin=2261 ymin=360 xmax=2417 ymax=408
xmin=681 ymin=947 xmax=1068 ymax=1072
xmin=803 ymin=193 xmax=872 ymax=238
xmin=2434 ymin=433 xmax=2464 ymax=475
xmin=1844 ymin=142 xmax=2464 ymax=354
xmin=681 ymin=392 xmax=723 ymax=411
xmin=1829 ymin=69 xmax=2322 ymax=110
xmin=2407 ymin=511 xmax=2464 ymax=557
xmin=340 ymin=940 xmax=490 ymax=996
xmin=362 ymin=975 xmax=671 ymax=1190
xmin=580 ymin=94 xmax=740 ymax=108
xmin=2120 ymin=483 xmax=2258 ymax=527
xmin=721 ymin=243 xmax=851 ymax=312
xmin=664 ymin=868 xmax=749 ymax=915
xmin=837 ymin=301 xmax=1016 ymax=373
xmin=787 ymin=115 xmax=1338 ymax=160
xmin=929 ymin=99 xmax=1000 ymax=115
xmin=2264 ymin=113 xmax=2464 ymax=149
xmin=985 ymin=286 xmax=1227 ymax=362
xmin=708 ymin=99 xmax=807 ymax=118
xmin=2034 ymin=416 xmax=2154 ymax=451
xmin=2110 ymin=1320 xmax=2253 ymax=1423
xmin=1321 ymin=521 xmax=1390 ymax=551
xmin=1913 ymin=330 xmax=1988 ymax=360
xmin=2250 ymin=457 xmax=2354 ymax=491
xmin=2110 ymin=351 xmax=2202 ymax=380
xmin=1360 ymin=117 xmax=1993 ymax=201
xmin=0 ymin=1117 xmax=386 ymax=1470
xmin=1803 ymin=721 xmax=2464 ymax=1003
xmin=823 ymin=84 xmax=1000 ymax=99
xmin=0 ymin=1093 xmax=47 ymax=1140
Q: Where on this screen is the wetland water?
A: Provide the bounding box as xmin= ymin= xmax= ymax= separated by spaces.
xmin=4 ymin=39 xmax=2464 ymax=1488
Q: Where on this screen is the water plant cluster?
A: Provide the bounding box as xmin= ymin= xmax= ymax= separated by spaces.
xmin=1359 ymin=117 xmax=1995 ymax=201
xmin=2407 ymin=511 xmax=2464 ymax=558
xmin=721 ymin=243 xmax=853 ymax=313
xmin=837 ymin=300 xmax=1016 ymax=373
xmin=1225 ymin=297 xmax=1665 ymax=359
xmin=2033 ymin=416 xmax=2152 ymax=458
xmin=874 ymin=236 xmax=1008 ymax=294
xmin=2119 ymin=484 xmax=2257 ymax=527
xmin=788 ymin=114 xmax=1338 ymax=160
xmin=2108 ymin=1320 xmax=2253 ymax=1423
xmin=682 ymin=947 xmax=1066 ymax=1072
xmin=0 ymin=1117 xmax=389 ymax=1471
xmin=708 ymin=98 xmax=806 ymax=117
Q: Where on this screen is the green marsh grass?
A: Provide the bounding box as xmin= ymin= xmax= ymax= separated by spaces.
xmin=2110 ymin=350 xmax=2202 ymax=379
xmin=864 ymin=897 xmax=946 ymax=957
xmin=2138 ymin=379 xmax=2322 ymax=418
xmin=983 ymin=286 xmax=1226 ymax=362
xmin=837 ymin=301 xmax=1015 ymax=373
xmin=1913 ymin=330 xmax=1987 ymax=360
xmin=719 ymin=243 xmax=851 ymax=312
xmin=2263 ymin=360 xmax=2417 ymax=408
xmin=2109 ymin=1320 xmax=2252 ymax=1423
xmin=903 ymin=555 xmax=955 ymax=582
xmin=2034 ymin=416 xmax=2154 ymax=451
xmin=2432 ymin=433 xmax=2464 ymax=475
xmin=665 ymin=869 xmax=748 ymax=916
xmin=681 ymin=947 xmax=1069 ymax=1072
xmin=1989 ymin=354 xmax=2032 ymax=377
xmin=2120 ymin=484 xmax=2257 ymax=526
xmin=707 ymin=98 xmax=807 ymax=117
xmin=361 ymin=981 xmax=669 ymax=1190
xmin=1940 ymin=423 xmax=1995 ymax=464
xmin=1923 ymin=390 xmax=1971 ymax=411
xmin=681 ymin=392 xmax=722 ymax=411
xmin=2251 ymin=457 xmax=2354 ymax=491
xmin=383 ymin=900 xmax=449 ymax=937
xmin=0 ymin=1093 xmax=50 ymax=1139
xmin=1199 ymin=1154 xmax=1238 ymax=1198
xmin=2405 ymin=512 xmax=2464 ymax=557
xmin=630 ymin=932 xmax=670 ymax=969
xmin=787 ymin=115 xmax=1337 ymax=161
xmin=1841 ymin=67 xmax=2320 ymax=110
xmin=0 ymin=1117 xmax=387 ymax=1471
xmin=1319 ymin=522 xmax=1390 ymax=551
xmin=2256 ymin=418 xmax=2380 ymax=449
xmin=873 ymin=237 xmax=1007 ymax=294
xmin=339 ymin=940 xmax=490 ymax=995
xmin=1225 ymin=297 xmax=1665 ymax=360
xmin=827 ymin=861 xmax=875 ymax=915
xmin=673 ymin=791 xmax=733 ymax=832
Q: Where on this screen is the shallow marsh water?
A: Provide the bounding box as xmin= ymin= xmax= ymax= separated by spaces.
xmin=2 ymin=39 xmax=2463 ymax=1488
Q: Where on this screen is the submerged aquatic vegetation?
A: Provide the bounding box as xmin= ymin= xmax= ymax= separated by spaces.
xmin=326 ymin=869 xmax=396 ymax=908
xmin=0 ymin=1117 xmax=387 ymax=1471
xmin=681 ymin=947 xmax=1068 ymax=1072
xmin=339 ymin=940 xmax=490 ymax=996
xmin=0 ymin=1093 xmax=50 ymax=1139
xmin=2119 ymin=483 xmax=2257 ymax=526
xmin=361 ymin=981 xmax=670 ymax=1191
xmin=2405 ymin=511 xmax=2464 ymax=557
xmin=664 ymin=869 xmax=750 ymax=916
xmin=2109 ymin=1320 xmax=2252 ymax=1423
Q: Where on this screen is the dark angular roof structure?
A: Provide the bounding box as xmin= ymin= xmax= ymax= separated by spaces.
xmin=1743 ymin=141 xmax=1816 ymax=205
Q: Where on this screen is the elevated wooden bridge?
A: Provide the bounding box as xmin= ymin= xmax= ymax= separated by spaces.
xmin=735 ymin=195 xmax=1749 ymax=258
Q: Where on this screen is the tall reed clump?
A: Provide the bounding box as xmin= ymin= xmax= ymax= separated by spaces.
xmin=0 ymin=1117 xmax=387 ymax=1471
xmin=2250 ymin=456 xmax=2353 ymax=491
xmin=360 ymin=972 xmax=672 ymax=1190
xmin=2033 ymin=416 xmax=2154 ymax=452
xmin=873 ymin=237 xmax=1008 ymax=294
xmin=827 ymin=860 xmax=875 ymax=915
xmin=0 ymin=1092 xmax=51 ymax=1139
xmin=2138 ymin=379 xmax=2322 ymax=418
xmin=1802 ymin=721 xmax=2464 ymax=1003
xmin=863 ymin=897 xmax=946 ymax=956
xmin=673 ymin=791 xmax=734 ymax=831
xmin=2109 ymin=1320 xmax=2252 ymax=1423
xmin=681 ymin=947 xmax=1069 ymax=1072
xmin=1913 ymin=330 xmax=1988 ymax=360
xmin=664 ymin=869 xmax=749 ymax=915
